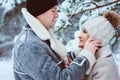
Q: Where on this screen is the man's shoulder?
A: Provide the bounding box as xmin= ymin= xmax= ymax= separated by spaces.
xmin=16 ymin=27 xmax=41 ymax=42
xmin=14 ymin=28 xmax=48 ymax=50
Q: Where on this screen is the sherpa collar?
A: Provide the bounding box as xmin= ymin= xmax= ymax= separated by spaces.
xmin=21 ymin=8 xmax=68 ymax=64
xmin=86 ymin=45 xmax=112 ymax=75
xmin=96 ymin=45 xmax=112 ymax=59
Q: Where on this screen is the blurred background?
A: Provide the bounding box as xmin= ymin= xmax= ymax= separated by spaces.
xmin=0 ymin=0 xmax=120 ymax=80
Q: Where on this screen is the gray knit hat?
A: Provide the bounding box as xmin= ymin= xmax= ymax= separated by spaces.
xmin=83 ymin=11 xmax=120 ymax=46
xmin=26 ymin=0 xmax=57 ymax=17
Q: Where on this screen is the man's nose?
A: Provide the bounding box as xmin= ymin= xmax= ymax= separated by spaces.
xmin=55 ymin=12 xmax=59 ymax=18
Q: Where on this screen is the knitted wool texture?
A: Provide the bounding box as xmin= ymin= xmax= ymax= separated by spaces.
xmin=83 ymin=16 xmax=115 ymax=46
xmin=26 ymin=0 xmax=57 ymax=17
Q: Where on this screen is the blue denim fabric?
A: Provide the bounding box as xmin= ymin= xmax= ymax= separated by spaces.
xmin=12 ymin=25 xmax=89 ymax=80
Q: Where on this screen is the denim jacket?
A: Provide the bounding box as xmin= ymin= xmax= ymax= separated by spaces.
xmin=12 ymin=25 xmax=90 ymax=80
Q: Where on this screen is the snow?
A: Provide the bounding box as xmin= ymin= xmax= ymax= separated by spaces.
xmin=112 ymin=39 xmax=120 ymax=75
xmin=54 ymin=12 xmax=70 ymax=30
xmin=0 ymin=59 xmax=14 ymax=80
xmin=113 ymin=54 xmax=120 ymax=75
xmin=0 ymin=0 xmax=3 ymax=3
xmin=66 ymin=30 xmax=80 ymax=52
xmin=2 ymin=0 xmax=15 ymax=11
xmin=16 ymin=0 xmax=22 ymax=4
xmin=1 ymin=0 xmax=25 ymax=12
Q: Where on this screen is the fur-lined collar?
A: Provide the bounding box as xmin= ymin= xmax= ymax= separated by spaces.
xmin=96 ymin=45 xmax=112 ymax=59
xmin=21 ymin=8 xmax=68 ymax=64
xmin=86 ymin=44 xmax=112 ymax=75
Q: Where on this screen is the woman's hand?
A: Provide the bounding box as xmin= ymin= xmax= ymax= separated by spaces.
xmin=84 ymin=38 xmax=102 ymax=55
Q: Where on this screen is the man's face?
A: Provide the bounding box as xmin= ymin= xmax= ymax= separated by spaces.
xmin=78 ymin=28 xmax=89 ymax=48
xmin=36 ymin=5 xmax=59 ymax=30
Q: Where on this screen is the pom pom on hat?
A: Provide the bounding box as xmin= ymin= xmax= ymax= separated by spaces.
xmin=103 ymin=11 xmax=120 ymax=28
xmin=26 ymin=0 xmax=57 ymax=17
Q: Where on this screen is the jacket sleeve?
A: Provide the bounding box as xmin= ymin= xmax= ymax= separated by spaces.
xmin=18 ymin=41 xmax=90 ymax=80
xmin=67 ymin=49 xmax=96 ymax=67
xmin=92 ymin=58 xmax=120 ymax=80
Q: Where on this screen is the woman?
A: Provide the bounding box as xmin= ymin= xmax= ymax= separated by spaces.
xmin=68 ymin=11 xmax=120 ymax=80
xmin=79 ymin=11 xmax=120 ymax=80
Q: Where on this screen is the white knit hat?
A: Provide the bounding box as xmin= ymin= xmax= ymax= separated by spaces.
xmin=83 ymin=16 xmax=115 ymax=46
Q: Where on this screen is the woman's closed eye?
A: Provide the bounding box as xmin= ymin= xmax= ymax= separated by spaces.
xmin=82 ymin=28 xmax=87 ymax=33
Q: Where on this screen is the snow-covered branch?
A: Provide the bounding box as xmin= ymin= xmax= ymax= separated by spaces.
xmin=73 ymin=0 xmax=120 ymax=17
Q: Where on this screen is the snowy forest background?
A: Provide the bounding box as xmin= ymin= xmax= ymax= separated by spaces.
xmin=0 ymin=0 xmax=120 ymax=80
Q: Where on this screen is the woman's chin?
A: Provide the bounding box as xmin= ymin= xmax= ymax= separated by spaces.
xmin=78 ymin=44 xmax=84 ymax=49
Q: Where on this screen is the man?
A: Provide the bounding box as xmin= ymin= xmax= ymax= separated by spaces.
xmin=12 ymin=0 xmax=101 ymax=80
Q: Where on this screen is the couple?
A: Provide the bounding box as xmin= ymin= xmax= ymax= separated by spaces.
xmin=12 ymin=0 xmax=120 ymax=80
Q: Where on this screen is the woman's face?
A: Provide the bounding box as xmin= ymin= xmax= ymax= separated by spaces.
xmin=78 ymin=28 xmax=89 ymax=48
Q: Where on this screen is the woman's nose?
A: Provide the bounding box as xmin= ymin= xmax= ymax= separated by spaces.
xmin=78 ymin=34 xmax=82 ymax=38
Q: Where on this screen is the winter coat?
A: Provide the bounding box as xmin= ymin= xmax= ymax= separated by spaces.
xmin=12 ymin=8 xmax=96 ymax=80
xmin=12 ymin=25 xmax=89 ymax=80
xmin=82 ymin=45 xmax=120 ymax=80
